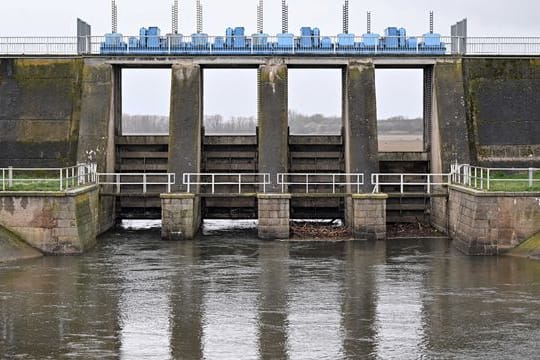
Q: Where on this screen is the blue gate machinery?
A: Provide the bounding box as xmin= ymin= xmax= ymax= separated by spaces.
xmin=101 ymin=0 xmax=446 ymax=56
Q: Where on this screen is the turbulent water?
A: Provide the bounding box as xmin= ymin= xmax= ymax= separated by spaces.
xmin=1 ymin=222 xmax=539 ymax=359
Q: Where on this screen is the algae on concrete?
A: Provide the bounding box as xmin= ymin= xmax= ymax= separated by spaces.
xmin=0 ymin=225 xmax=42 ymax=263
xmin=509 ymin=232 xmax=540 ymax=260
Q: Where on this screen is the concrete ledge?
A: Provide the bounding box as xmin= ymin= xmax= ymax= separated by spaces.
xmin=257 ymin=193 xmax=292 ymax=200
xmin=352 ymin=193 xmax=389 ymax=200
xmin=160 ymin=193 xmax=198 ymax=200
xmin=0 ymin=184 xmax=98 ymax=198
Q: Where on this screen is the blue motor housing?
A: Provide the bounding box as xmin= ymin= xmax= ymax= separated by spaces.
xmin=362 ymin=33 xmax=380 ymax=47
xmin=338 ymin=33 xmax=355 ymax=47
xmin=277 ymin=33 xmax=294 ymax=48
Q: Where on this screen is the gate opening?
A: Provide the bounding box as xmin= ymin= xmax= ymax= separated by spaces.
xmin=375 ymin=69 xmax=424 ymax=152
xmin=288 ymin=69 xmax=342 ymax=135
xmin=203 ymin=69 xmax=257 ymax=135
xmin=121 ymin=69 xmax=171 ymax=135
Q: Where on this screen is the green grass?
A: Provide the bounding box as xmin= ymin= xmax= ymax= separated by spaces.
xmin=469 ymin=171 xmax=540 ymax=192
xmin=1 ymin=174 xmax=83 ymax=192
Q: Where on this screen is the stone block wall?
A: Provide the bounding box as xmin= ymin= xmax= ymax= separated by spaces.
xmin=448 ymin=185 xmax=540 ymax=255
xmin=348 ymin=194 xmax=388 ymax=240
xmin=258 ymin=194 xmax=290 ymax=239
xmin=161 ymin=193 xmax=201 ymax=240
xmin=0 ymin=185 xmax=99 ymax=254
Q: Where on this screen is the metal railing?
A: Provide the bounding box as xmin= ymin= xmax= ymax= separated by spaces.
xmin=371 ymin=173 xmax=451 ymax=194
xmin=97 ymin=173 xmax=175 ymax=194
xmin=2 ymin=35 xmax=540 ymax=56
xmin=0 ymin=163 xmax=97 ymax=192
xmin=277 ymin=173 xmax=364 ymax=193
xmin=452 ymin=164 xmax=540 ymax=192
xmin=183 ymin=173 xmax=270 ymax=194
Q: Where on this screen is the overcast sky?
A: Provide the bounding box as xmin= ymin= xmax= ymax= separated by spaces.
xmin=1 ymin=0 xmax=539 ymax=119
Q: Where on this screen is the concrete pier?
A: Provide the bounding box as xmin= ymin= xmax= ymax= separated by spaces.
xmin=258 ymin=194 xmax=291 ymax=239
xmin=161 ymin=193 xmax=201 ymax=240
xmin=258 ymin=63 xmax=288 ymax=193
xmin=347 ymin=193 xmax=388 ymax=241
xmin=344 ymin=62 xmax=380 ymax=192
xmin=169 ymin=63 xmax=202 ymax=192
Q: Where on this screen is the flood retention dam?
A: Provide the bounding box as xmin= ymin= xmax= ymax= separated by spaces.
xmin=0 ymin=55 xmax=539 ymax=256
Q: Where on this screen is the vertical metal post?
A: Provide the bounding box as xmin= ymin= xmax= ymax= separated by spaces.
xmin=116 ymin=174 xmax=121 ymax=194
xmin=2 ymin=169 xmax=5 ymax=191
xmin=143 ymin=174 xmax=147 ymax=193
xmin=427 ymin=174 xmax=431 ymax=194
xmin=8 ymin=166 xmax=12 ymax=188
xmin=238 ymin=174 xmax=242 ymax=194
xmin=487 ymin=169 xmax=491 ymax=191
xmin=400 ymin=174 xmax=404 ymax=194
xmin=332 ymin=174 xmax=336 ymax=194
xmin=529 ymin=168 xmax=534 ymax=188
xmin=59 ymin=169 xmax=63 ymax=191
xmin=167 ymin=174 xmax=172 ymax=193
xmin=211 ymin=174 xmax=215 ymax=194
xmin=186 ymin=174 xmax=191 ymax=193
xmin=474 ymin=167 xmax=478 ymax=188
xmin=357 ymin=174 xmax=360 ymax=194
xmin=480 ymin=168 xmax=484 ymax=190
xmin=305 ymin=174 xmax=309 ymax=193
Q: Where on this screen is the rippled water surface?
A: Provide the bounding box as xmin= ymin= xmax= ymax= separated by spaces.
xmin=1 ymin=223 xmax=540 ymax=359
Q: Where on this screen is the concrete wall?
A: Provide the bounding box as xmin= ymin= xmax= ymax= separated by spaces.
xmin=0 ymin=59 xmax=84 ymax=167
xmin=462 ymin=58 xmax=540 ymax=167
xmin=448 ymin=185 xmax=540 ymax=255
xmin=346 ymin=194 xmax=387 ymax=240
xmin=0 ymin=185 xmax=99 ymax=254
xmin=0 ymin=224 xmax=42 ymax=262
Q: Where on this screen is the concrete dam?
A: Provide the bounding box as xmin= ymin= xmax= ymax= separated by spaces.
xmin=0 ymin=55 xmax=539 ymax=256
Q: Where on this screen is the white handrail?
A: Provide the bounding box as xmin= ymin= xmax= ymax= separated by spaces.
xmin=97 ymin=173 xmax=175 ymax=194
xmin=371 ymin=173 xmax=451 ymax=194
xmin=182 ymin=173 xmax=270 ymax=194
xmin=277 ymin=173 xmax=364 ymax=193
xmin=452 ymin=164 xmax=539 ymax=191
xmin=0 ymin=163 xmax=96 ymax=192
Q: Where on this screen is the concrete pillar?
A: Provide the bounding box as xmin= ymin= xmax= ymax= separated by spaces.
xmin=258 ymin=63 xmax=288 ymax=192
xmin=258 ymin=194 xmax=290 ymax=239
xmin=161 ymin=193 xmax=201 ymax=240
xmin=169 ymin=63 xmax=202 ymax=192
xmin=348 ymin=193 xmax=387 ymax=240
xmin=343 ymin=61 xmax=379 ymax=193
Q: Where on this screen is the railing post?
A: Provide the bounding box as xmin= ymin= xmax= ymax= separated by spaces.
xmin=238 ymin=174 xmax=242 ymax=194
xmin=400 ymin=174 xmax=404 ymax=194
xmin=480 ymin=168 xmax=484 ymax=190
xmin=212 ymin=174 xmax=215 ymax=194
xmin=487 ymin=169 xmax=491 ymax=191
xmin=186 ymin=174 xmax=191 ymax=193
xmin=59 ymin=169 xmax=63 ymax=191
xmin=427 ymin=175 xmax=431 ymax=194
xmin=116 ymin=174 xmax=121 ymax=194
xmin=8 ymin=166 xmax=12 ymax=188
xmin=143 ymin=174 xmax=147 ymax=194
xmin=332 ymin=174 xmax=336 ymax=194
xmin=306 ymin=174 xmax=309 ymax=194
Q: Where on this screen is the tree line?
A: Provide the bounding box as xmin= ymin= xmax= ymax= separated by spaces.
xmin=122 ymin=113 xmax=423 ymax=135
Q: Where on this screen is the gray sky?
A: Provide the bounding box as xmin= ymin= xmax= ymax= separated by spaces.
xmin=2 ymin=1 xmax=540 ymax=119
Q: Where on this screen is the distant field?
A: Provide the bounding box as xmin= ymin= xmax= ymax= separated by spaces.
xmin=378 ymin=134 xmax=423 ymax=152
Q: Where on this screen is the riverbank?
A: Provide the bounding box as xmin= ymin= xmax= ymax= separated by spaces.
xmin=0 ymin=226 xmax=43 ymax=263
xmin=508 ymin=232 xmax=540 ymax=260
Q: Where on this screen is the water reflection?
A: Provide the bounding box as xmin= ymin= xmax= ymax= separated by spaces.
xmin=0 ymin=230 xmax=540 ymax=359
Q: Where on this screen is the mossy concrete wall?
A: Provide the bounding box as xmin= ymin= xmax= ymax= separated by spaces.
xmin=0 ymin=59 xmax=84 ymax=167
xmin=463 ymin=58 xmax=540 ymax=167
xmin=0 ymin=185 xmax=99 ymax=255
xmin=432 ymin=59 xmax=471 ymax=174
xmin=258 ymin=63 xmax=288 ymax=193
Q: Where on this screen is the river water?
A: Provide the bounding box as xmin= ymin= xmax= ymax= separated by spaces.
xmin=1 ymin=222 xmax=539 ymax=359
